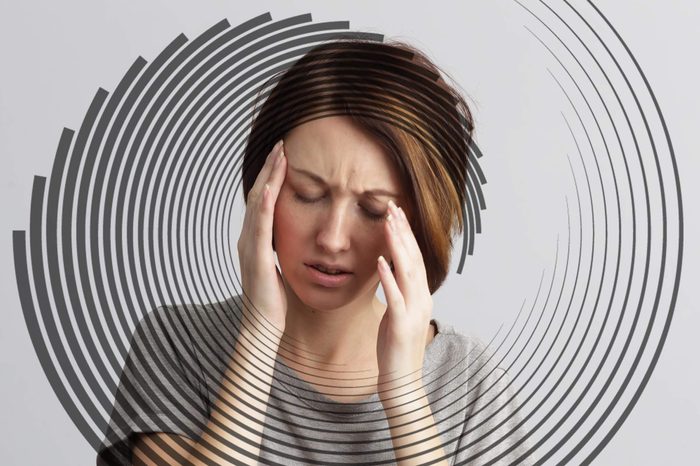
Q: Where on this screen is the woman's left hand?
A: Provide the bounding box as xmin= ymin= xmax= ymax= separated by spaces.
xmin=376 ymin=199 xmax=434 ymax=408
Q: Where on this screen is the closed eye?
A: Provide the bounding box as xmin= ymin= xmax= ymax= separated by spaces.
xmin=293 ymin=193 xmax=385 ymax=223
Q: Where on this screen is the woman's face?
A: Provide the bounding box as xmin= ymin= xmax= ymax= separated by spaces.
xmin=273 ymin=115 xmax=408 ymax=311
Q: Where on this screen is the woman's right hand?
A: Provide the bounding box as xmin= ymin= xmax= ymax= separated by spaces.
xmin=237 ymin=139 xmax=288 ymax=336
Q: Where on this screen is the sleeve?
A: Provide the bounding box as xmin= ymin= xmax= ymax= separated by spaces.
xmin=96 ymin=307 xmax=209 ymax=466
xmin=451 ymin=350 xmax=534 ymax=466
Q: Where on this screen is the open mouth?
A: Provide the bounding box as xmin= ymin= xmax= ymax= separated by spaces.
xmin=310 ymin=265 xmax=349 ymax=275
xmin=304 ymin=264 xmax=353 ymax=287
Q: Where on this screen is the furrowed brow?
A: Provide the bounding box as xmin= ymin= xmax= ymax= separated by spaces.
xmin=290 ymin=166 xmax=400 ymax=198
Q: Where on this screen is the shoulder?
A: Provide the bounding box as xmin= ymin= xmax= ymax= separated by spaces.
xmin=427 ymin=318 xmax=511 ymax=390
xmin=428 ymin=318 xmax=494 ymax=365
xmin=134 ymin=296 xmax=244 ymax=344
xmin=125 ymin=296 xmax=245 ymax=373
xmin=431 ymin=324 xmax=534 ymax=464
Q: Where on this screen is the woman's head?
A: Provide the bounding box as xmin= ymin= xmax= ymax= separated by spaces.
xmin=242 ymin=39 xmax=474 ymax=299
xmin=271 ymin=115 xmax=406 ymax=311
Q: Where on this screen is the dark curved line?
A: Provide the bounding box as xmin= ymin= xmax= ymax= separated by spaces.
xmin=33 ymin=125 xmax=114 ymax=441
xmin=175 ymin=30 xmax=358 ymax=375
xmin=82 ymin=56 xmax=149 ymax=382
xmin=146 ymin=19 xmax=404 ymax=458
xmin=462 ymin=77 xmax=603 ymax=463
xmin=455 ymin=203 xmax=470 ymax=273
xmin=568 ymin=2 xmax=683 ymax=463
xmin=455 ymin=185 xmax=577 ymax=465
xmin=94 ymin=55 xmax=152 ymax=353
xmin=451 ymin=271 xmax=549 ymax=464
xmin=14 ymin=178 xmax=102 ymax=449
xmin=105 ymin=29 xmax=216 ymax=448
xmin=116 ymin=31 xmax=191 ymax=325
xmin=15 ymin=12 xmax=536 ymax=464
xmin=74 ymin=84 xmax=126 ymax=380
xmin=504 ymin=3 xmax=646 ymax=463
xmin=462 ymin=160 xmax=478 ymax=256
xmin=51 ymin=88 xmax=115 ymax=409
xmin=513 ymin=23 xmax=628 ymax=464
xmin=453 ymin=186 xmax=579 ymax=464
xmin=226 ymin=99 xmax=475 ymax=370
xmin=487 ymin=11 xmax=629 ymax=462
xmin=96 ymin=31 xmax=204 ymax=461
xmin=526 ymin=74 xmax=622 ymax=465
xmin=104 ymin=31 xmax=188 ymax=361
xmin=153 ymin=31 xmax=448 ymax=386
xmin=102 ymin=18 xmax=237 ymax=464
xmin=474 ymin=98 xmax=611 ymax=465
xmin=104 ymin=20 xmax=273 ymax=464
xmin=31 ymin=96 xmax=110 ymax=428
xmin=521 ymin=2 xmax=673 ymax=464
xmin=139 ymin=23 xmax=464 ymax=456
xmin=101 ymin=16 xmax=478 ymax=460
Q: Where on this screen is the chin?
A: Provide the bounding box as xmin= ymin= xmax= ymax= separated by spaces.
xmin=297 ymin=279 xmax=381 ymax=316
xmin=295 ymin=285 xmax=354 ymax=311
xmin=282 ymin=270 xmax=350 ymax=310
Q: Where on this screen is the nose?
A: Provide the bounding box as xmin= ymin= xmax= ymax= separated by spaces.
xmin=315 ymin=203 xmax=352 ymax=254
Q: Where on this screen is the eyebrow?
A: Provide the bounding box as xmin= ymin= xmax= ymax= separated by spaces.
xmin=289 ymin=166 xmax=400 ymax=198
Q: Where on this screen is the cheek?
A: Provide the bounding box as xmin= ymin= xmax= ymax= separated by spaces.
xmin=272 ymin=193 xmax=311 ymax=262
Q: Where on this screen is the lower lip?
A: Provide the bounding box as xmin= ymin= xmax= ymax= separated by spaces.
xmin=305 ymin=264 xmax=353 ymax=287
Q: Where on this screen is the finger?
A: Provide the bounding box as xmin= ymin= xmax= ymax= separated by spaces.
xmin=249 ymin=139 xmax=284 ymax=200
xmin=384 ymin=201 xmax=411 ymax=289
xmin=394 ymin=206 xmax=432 ymax=314
xmin=264 ymin=143 xmax=287 ymax=200
xmin=392 ymin=202 xmax=421 ymax=258
xmin=391 ymin=201 xmax=428 ymax=273
xmin=396 ymin=205 xmax=429 ymax=283
xmin=256 ymin=147 xmax=286 ymax=243
xmin=377 ymin=255 xmax=405 ymax=315
xmin=251 ymin=183 xmax=278 ymax=265
xmin=386 ymin=201 xmax=430 ymax=306
xmin=243 ymin=140 xmax=284 ymax=238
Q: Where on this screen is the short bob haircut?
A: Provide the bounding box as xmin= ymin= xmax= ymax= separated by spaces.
xmin=242 ymin=39 xmax=474 ymax=294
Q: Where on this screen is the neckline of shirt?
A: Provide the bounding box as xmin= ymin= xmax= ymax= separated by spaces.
xmin=272 ymin=317 xmax=447 ymax=418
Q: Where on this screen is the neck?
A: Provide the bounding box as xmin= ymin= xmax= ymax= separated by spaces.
xmin=280 ymin=285 xmax=385 ymax=373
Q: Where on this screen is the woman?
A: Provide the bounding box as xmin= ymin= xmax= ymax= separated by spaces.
xmin=98 ymin=40 xmax=532 ymax=465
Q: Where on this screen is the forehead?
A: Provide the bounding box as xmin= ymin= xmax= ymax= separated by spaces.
xmin=284 ymin=116 xmax=403 ymax=193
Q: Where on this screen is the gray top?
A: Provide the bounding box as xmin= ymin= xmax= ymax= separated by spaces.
xmin=98 ymin=295 xmax=533 ymax=465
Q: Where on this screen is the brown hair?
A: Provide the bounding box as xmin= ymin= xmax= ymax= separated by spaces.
xmin=242 ymin=39 xmax=474 ymax=294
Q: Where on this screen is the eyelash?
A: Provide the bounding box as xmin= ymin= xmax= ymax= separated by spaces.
xmin=293 ymin=193 xmax=386 ymax=223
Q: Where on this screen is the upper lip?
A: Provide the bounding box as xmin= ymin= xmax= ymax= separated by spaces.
xmin=306 ymin=261 xmax=353 ymax=273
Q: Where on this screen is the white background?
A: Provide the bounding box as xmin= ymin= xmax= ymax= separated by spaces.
xmin=1 ymin=1 xmax=698 ymax=464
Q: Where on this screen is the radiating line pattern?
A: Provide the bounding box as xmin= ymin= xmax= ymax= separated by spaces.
xmin=11 ymin=2 xmax=682 ymax=465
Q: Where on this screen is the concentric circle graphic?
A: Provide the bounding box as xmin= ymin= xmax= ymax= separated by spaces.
xmin=11 ymin=4 xmax=683 ymax=465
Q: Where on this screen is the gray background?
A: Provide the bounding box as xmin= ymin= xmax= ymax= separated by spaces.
xmin=1 ymin=0 xmax=697 ymax=464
